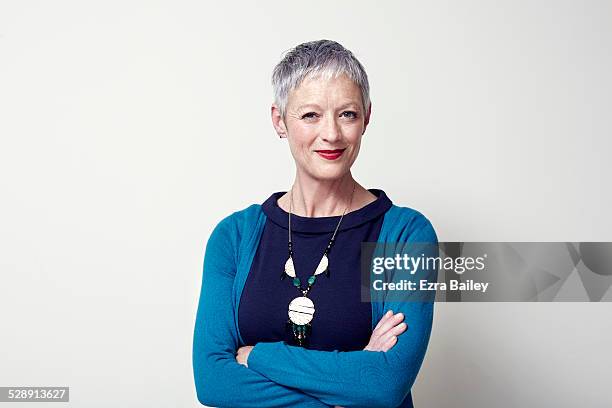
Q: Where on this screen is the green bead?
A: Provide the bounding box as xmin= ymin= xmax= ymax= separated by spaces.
xmin=307 ymin=275 xmax=316 ymax=285
xmin=293 ymin=277 xmax=301 ymax=287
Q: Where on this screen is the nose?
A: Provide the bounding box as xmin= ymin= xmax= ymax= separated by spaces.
xmin=322 ymin=114 xmax=341 ymax=143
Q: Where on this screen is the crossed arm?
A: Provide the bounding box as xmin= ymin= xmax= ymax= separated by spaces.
xmin=193 ymin=214 xmax=437 ymax=408
xmin=243 ymin=216 xmax=438 ymax=408
xmin=244 ymin=299 xmax=433 ymax=408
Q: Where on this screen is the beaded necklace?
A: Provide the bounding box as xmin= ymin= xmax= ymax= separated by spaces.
xmin=280 ymin=183 xmax=356 ymax=346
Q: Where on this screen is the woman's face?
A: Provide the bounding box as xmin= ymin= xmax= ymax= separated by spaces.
xmin=273 ymin=73 xmax=371 ymax=181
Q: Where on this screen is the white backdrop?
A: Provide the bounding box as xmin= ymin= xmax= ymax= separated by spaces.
xmin=1 ymin=1 xmax=611 ymax=407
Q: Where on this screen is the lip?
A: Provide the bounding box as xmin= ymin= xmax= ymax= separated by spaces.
xmin=315 ymin=148 xmax=346 ymax=160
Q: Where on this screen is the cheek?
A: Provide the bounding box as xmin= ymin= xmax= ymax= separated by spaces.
xmin=288 ymin=126 xmax=318 ymax=150
xmin=286 ymin=133 xmax=315 ymax=162
xmin=345 ymin=128 xmax=363 ymax=149
xmin=343 ymin=121 xmax=364 ymax=138
xmin=346 ymin=134 xmax=363 ymax=163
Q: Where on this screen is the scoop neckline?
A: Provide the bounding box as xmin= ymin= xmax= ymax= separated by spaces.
xmin=261 ymin=189 xmax=393 ymax=233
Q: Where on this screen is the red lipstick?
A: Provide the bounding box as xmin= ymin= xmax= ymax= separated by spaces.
xmin=315 ymin=149 xmax=346 ymax=160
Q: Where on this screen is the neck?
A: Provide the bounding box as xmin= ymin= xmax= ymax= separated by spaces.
xmin=288 ymin=172 xmax=357 ymax=217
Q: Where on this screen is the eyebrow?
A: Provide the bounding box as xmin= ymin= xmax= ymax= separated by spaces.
xmin=296 ymin=102 xmax=361 ymax=111
xmin=336 ymin=102 xmax=361 ymax=111
xmin=296 ymin=104 xmax=322 ymax=111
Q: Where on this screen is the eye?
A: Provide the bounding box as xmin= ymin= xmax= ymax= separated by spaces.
xmin=301 ymin=112 xmax=319 ymax=120
xmin=341 ymin=111 xmax=358 ymax=119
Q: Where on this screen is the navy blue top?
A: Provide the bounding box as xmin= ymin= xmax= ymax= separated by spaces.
xmin=238 ymin=189 xmax=393 ymax=352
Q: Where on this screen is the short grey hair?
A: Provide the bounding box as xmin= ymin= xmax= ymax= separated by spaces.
xmin=272 ymin=39 xmax=370 ymax=119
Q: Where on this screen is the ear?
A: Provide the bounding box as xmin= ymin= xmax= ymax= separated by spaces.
xmin=271 ymin=104 xmax=288 ymax=138
xmin=362 ymin=102 xmax=372 ymax=135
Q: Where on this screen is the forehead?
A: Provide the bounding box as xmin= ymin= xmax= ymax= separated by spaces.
xmin=288 ymin=73 xmax=362 ymax=106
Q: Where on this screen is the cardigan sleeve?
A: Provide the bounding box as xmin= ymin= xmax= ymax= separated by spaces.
xmin=246 ymin=213 xmax=438 ymax=408
xmin=193 ymin=214 xmax=331 ymax=408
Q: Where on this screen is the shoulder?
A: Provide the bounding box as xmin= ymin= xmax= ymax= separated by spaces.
xmin=203 ymin=204 xmax=266 ymax=269
xmin=382 ymin=204 xmax=438 ymax=243
xmin=201 ymin=204 xmax=264 ymax=280
xmin=209 ymin=204 xmax=265 ymax=243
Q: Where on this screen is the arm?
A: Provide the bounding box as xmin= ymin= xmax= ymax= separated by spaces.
xmin=193 ymin=215 xmax=331 ymax=408
xmin=246 ymin=218 xmax=438 ymax=408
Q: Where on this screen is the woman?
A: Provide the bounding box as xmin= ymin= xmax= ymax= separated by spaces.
xmin=193 ymin=39 xmax=438 ymax=408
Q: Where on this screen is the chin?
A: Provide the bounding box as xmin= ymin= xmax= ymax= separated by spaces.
xmin=308 ymin=167 xmax=350 ymax=182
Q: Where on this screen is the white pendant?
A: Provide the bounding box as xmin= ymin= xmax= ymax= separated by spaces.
xmin=314 ymin=254 xmax=329 ymax=275
xmin=288 ymin=296 xmax=315 ymax=325
xmin=284 ymin=257 xmax=296 ymax=278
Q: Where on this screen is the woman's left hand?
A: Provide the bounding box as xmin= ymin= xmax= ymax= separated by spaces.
xmin=235 ymin=345 xmax=254 ymax=367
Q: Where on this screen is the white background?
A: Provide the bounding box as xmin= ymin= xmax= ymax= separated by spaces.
xmin=1 ymin=1 xmax=611 ymax=407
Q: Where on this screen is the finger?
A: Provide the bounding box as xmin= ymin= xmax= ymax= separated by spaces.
xmin=373 ymin=309 xmax=393 ymax=331
xmin=381 ymin=335 xmax=397 ymax=352
xmin=374 ymin=311 xmax=400 ymax=334
xmin=376 ymin=322 xmax=407 ymax=346
xmin=392 ymin=321 xmax=408 ymax=335
xmin=374 ymin=312 xmax=404 ymax=336
xmin=370 ymin=311 xmax=404 ymax=346
xmin=370 ymin=314 xmax=392 ymax=342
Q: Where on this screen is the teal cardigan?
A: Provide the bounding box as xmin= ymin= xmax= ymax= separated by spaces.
xmin=193 ymin=203 xmax=438 ymax=408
